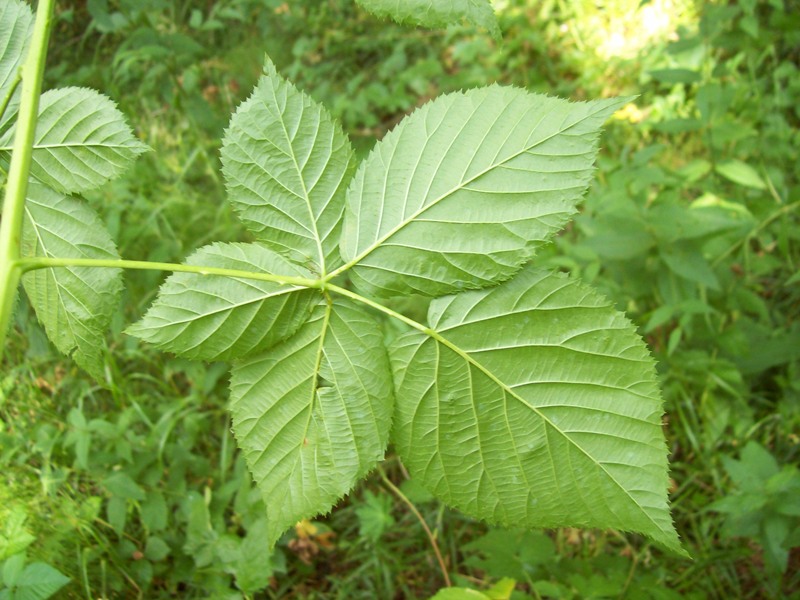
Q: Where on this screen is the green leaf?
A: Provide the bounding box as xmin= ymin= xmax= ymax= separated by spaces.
xmin=21 ymin=183 xmax=123 ymax=381
xmin=340 ymin=87 xmax=628 ymax=297
xmin=356 ymin=0 xmax=500 ymax=38
xmin=103 ymin=472 xmax=146 ymax=501
xmin=0 ymin=0 xmax=33 ymax=128
xmin=390 ymin=267 xmax=684 ymax=555
xmin=127 ymin=242 xmax=319 ymax=362
xmin=715 ymin=160 xmax=767 ymax=190
xmin=464 ymin=529 xmax=556 ymax=580
xmin=230 ymin=298 xmax=393 ymax=547
xmin=144 ymin=536 xmax=170 ymax=562
xmin=0 ymin=507 xmax=35 ymax=561
xmin=140 ymin=491 xmax=168 ymax=532
xmin=485 ymin=578 xmax=516 ymax=600
xmin=659 ymin=244 xmax=720 ymax=290
xmin=722 ymin=442 xmax=779 ymax=489
xmin=0 ymin=87 xmax=149 ymax=194
xmin=221 ymin=59 xmax=355 ymax=274
xmin=7 ymin=562 xmax=69 ymax=600
xmin=355 ymin=491 xmax=396 ymax=543
xmin=2 ymin=553 xmax=25 ymax=589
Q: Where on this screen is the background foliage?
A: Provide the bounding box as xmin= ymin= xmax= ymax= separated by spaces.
xmin=1 ymin=0 xmax=798 ymax=598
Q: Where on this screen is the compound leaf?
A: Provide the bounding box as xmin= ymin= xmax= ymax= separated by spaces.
xmin=221 ymin=58 xmax=355 ymax=275
xmin=21 ymin=183 xmax=123 ymax=381
xmin=390 ymin=267 xmax=685 ymax=555
xmin=340 ymin=87 xmax=628 ymax=297
xmin=0 ymin=87 xmax=149 ymax=194
xmin=230 ymin=298 xmax=393 ymax=547
xmin=356 ymin=0 xmax=500 ymax=38
xmin=127 ymin=242 xmax=319 ymax=362
xmin=0 ymin=0 xmax=33 ymax=131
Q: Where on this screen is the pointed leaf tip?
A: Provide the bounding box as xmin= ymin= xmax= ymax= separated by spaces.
xmin=221 ymin=59 xmax=356 ymax=274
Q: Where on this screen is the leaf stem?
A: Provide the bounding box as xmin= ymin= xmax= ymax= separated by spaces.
xmin=16 ymin=256 xmax=325 ymax=289
xmin=0 ymin=0 xmax=55 ymax=349
xmin=325 ymin=283 xmax=433 ymax=335
xmin=376 ymin=465 xmax=452 ymax=588
xmin=0 ymin=74 xmax=21 ymax=123
xmin=711 ymin=200 xmax=800 ymax=268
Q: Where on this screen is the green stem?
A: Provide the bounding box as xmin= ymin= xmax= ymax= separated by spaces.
xmin=17 ymin=256 xmax=324 ymax=289
xmin=711 ymin=200 xmax=800 ymax=268
xmin=326 ymin=283 xmax=433 ymax=335
xmin=0 ymin=0 xmax=56 ymax=349
xmin=377 ymin=465 xmax=452 ymax=588
xmin=0 ymin=75 xmax=21 ymax=123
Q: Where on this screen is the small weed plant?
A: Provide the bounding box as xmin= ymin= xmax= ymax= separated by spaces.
xmin=0 ymin=0 xmax=686 ymax=588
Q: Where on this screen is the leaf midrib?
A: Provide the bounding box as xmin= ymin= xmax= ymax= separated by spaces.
xmin=267 ymin=80 xmax=327 ymax=275
xmin=133 ymin=284 xmax=305 ymax=330
xmin=23 ymin=202 xmax=89 ymax=354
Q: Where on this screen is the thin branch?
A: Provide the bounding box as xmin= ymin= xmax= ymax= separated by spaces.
xmin=377 ymin=465 xmax=452 ymax=588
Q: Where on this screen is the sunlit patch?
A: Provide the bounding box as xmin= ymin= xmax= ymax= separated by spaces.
xmin=498 ymin=0 xmax=695 ymax=60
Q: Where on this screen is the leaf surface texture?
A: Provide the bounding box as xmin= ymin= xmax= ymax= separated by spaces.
xmin=21 ymin=183 xmax=122 ymax=381
xmin=221 ymin=59 xmax=355 ymax=274
xmin=390 ymin=267 xmax=684 ymax=554
xmin=0 ymin=0 xmax=32 ymax=133
xmin=0 ymin=87 xmax=149 ymax=194
xmin=127 ymin=242 xmax=319 ymax=362
xmin=230 ymin=299 xmax=393 ymax=547
xmin=340 ymin=87 xmax=628 ymax=297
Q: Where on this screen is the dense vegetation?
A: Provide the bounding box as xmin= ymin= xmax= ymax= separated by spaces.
xmin=1 ymin=1 xmax=798 ymax=598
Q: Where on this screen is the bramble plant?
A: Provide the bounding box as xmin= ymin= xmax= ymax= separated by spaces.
xmin=0 ymin=0 xmax=685 ymax=565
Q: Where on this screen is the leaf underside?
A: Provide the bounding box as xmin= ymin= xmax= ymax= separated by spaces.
xmin=0 ymin=86 xmax=149 ymax=195
xmin=126 ymin=242 xmax=319 ymax=362
xmin=390 ymin=267 xmax=685 ymax=556
xmin=21 ymin=183 xmax=123 ymax=381
xmin=355 ymin=0 xmax=500 ymax=38
xmin=1 ymin=3 xmax=145 ymax=382
xmin=0 ymin=0 xmax=32 ymax=135
xmin=221 ymin=59 xmax=355 ymax=275
xmin=340 ymin=87 xmax=629 ymax=298
xmin=230 ymin=298 xmax=393 ymax=547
